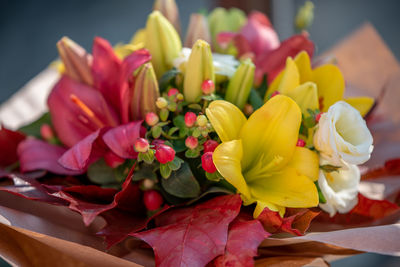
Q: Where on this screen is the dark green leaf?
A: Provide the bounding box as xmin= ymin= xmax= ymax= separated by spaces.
xmin=19 ymin=112 xmax=52 ymax=138
xmin=171 ymin=139 xmax=187 ymax=152
xmin=161 ymin=163 xmax=201 ymax=198
xmin=87 ymin=159 xmax=117 ymax=185
xmin=249 ymin=89 xmax=264 ymax=111
xmin=169 ymin=156 xmax=184 ymax=171
xmin=173 ymin=115 xmax=186 ymax=129
xmin=186 ymin=186 xmax=233 ymax=205
xmin=257 ymin=75 xmax=268 ymax=99
xmin=133 ymin=166 xmax=158 ymax=181
xmin=159 ymin=69 xmax=180 ymax=92
xmin=168 ymin=127 xmax=179 ymax=136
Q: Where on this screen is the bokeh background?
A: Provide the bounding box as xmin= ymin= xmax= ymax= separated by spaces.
xmin=0 ymin=0 xmax=399 ymax=266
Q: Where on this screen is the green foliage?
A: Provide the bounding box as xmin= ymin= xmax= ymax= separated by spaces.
xmin=161 ymin=163 xmax=201 ymax=198
xmin=19 ymin=112 xmax=52 ymax=138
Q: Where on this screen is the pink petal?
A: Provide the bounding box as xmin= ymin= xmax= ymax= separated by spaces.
xmin=48 ymin=75 xmax=119 ymax=147
xmin=17 ymin=139 xmax=83 ymax=175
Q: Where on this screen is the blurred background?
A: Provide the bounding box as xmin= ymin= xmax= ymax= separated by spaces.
xmin=0 ymin=0 xmax=399 ymax=266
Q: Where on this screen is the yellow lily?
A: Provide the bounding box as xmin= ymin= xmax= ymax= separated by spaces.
xmin=266 ymin=51 xmax=374 ymax=116
xmin=206 ymin=95 xmax=319 ymax=217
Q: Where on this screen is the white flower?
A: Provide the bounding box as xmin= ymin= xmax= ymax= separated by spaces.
xmin=314 ymin=101 xmax=373 ymax=166
xmin=318 ymin=159 xmax=360 ymax=217
xmin=173 ymin=47 xmax=239 ymax=78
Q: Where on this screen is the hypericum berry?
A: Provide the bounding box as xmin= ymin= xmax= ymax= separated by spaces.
xmin=315 ymin=112 xmax=323 ymax=123
xmin=134 ymin=138 xmax=150 ymax=153
xmin=145 ymin=112 xmax=159 ymax=126
xmin=201 ymin=79 xmax=215 ymax=95
xmin=176 ymin=93 xmax=184 ymax=101
xmin=155 ymin=144 xmax=175 ymax=164
xmin=201 ymin=152 xmax=217 ymax=173
xmin=40 ymin=124 xmax=54 ymax=141
xmin=296 ymin=138 xmax=306 ymax=147
xmin=196 ymin=115 xmax=208 ymax=127
xmin=271 ymin=91 xmax=280 ymax=98
xmin=104 ymin=151 xmax=125 ymax=168
xmin=143 ymin=190 xmax=163 ymax=211
xmin=156 ymin=97 xmax=168 ymax=109
xmin=151 ymin=139 xmax=165 ymax=148
xmin=142 ymin=179 xmax=155 ymax=190
xmin=203 ymin=140 xmax=219 ymax=153
xmin=167 ymin=88 xmax=179 ymax=96
xmin=184 ymin=112 xmax=197 ymax=127
xmin=243 ymin=104 xmax=254 ymax=116
xmin=185 ymin=136 xmax=198 ymax=149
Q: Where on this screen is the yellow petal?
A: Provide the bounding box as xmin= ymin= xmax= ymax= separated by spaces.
xmin=287 ymin=82 xmax=319 ymax=114
xmin=249 ymin=167 xmax=319 ymax=208
xmin=240 ymin=95 xmax=302 ymax=172
xmin=206 ymin=100 xmax=247 ymax=142
xmin=213 ymin=139 xmax=251 ymax=198
xmin=254 ymin=201 xmax=285 ymax=218
xmin=288 ymin=147 xmax=319 ymax=181
xmin=294 ymin=51 xmax=313 ymax=83
xmin=265 ymin=57 xmax=300 ymax=100
xmin=345 ymin=97 xmax=374 ymax=117
xmin=312 ymin=64 xmax=345 ymax=111
xmin=130 ymin=28 xmax=146 ymax=46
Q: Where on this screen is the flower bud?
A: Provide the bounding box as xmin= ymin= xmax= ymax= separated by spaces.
xmin=156 ymin=97 xmax=168 ymax=109
xmin=145 ymin=112 xmax=159 ymax=126
xmin=40 ymin=124 xmax=54 ymax=141
xmin=225 ymin=58 xmax=255 ymax=109
xmin=153 ymin=0 xmax=181 ymax=35
xmin=143 ymin=189 xmax=164 ymax=211
xmin=196 ymin=115 xmax=208 ymax=127
xmin=57 ymin=36 xmax=93 ymax=86
xmin=176 ymin=93 xmax=184 ymax=101
xmin=286 ymin=82 xmax=319 ymax=115
xmin=201 ymin=152 xmax=217 ymax=173
xmin=185 ymin=136 xmax=198 ymax=150
xmin=167 ymin=88 xmax=179 ymax=96
xmin=155 ymin=144 xmax=175 ymax=164
xmin=184 ymin=13 xmax=211 ymax=48
xmin=201 ymin=79 xmax=215 ymax=95
xmin=295 ymin=0 xmax=314 ymax=31
xmin=183 ymin=40 xmax=215 ymax=103
xmin=203 ymin=140 xmax=219 ymax=153
xmin=145 ymin=11 xmax=182 ymax=78
xmin=131 ymin=63 xmax=160 ymax=120
xmin=134 ymin=138 xmax=150 ymax=153
xmin=184 ymin=112 xmax=197 ymax=127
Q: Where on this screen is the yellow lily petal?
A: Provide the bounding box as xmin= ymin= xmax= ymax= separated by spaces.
xmin=265 ymin=57 xmax=300 ymax=100
xmin=345 ymin=97 xmax=374 ymax=117
xmin=249 ymin=167 xmax=319 ymax=208
xmin=294 ymin=51 xmax=313 ymax=83
xmin=288 ymin=147 xmax=319 ymax=181
xmin=206 ymin=100 xmax=247 ymax=142
xmin=130 ymin=28 xmax=146 ymax=46
xmin=287 ymin=82 xmax=319 ymax=114
xmin=312 ymin=64 xmax=345 ymax=111
xmin=240 ymin=95 xmax=302 ymax=172
xmin=213 ymin=139 xmax=251 ymax=198
xmin=254 ymin=201 xmax=285 ymax=218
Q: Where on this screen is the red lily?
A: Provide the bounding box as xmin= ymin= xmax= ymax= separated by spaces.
xmin=218 ymin=11 xmax=314 ymax=85
xmin=18 ymin=37 xmax=151 ymax=173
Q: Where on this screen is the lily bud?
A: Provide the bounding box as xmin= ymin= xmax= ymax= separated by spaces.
xmin=225 ymin=58 xmax=255 ymax=109
xmin=295 ymin=0 xmax=314 ymax=31
xmin=196 ymin=115 xmax=208 ymax=127
xmin=286 ymin=82 xmax=319 ymax=115
xmin=134 ymin=138 xmax=150 ymax=153
xmin=203 ymin=140 xmax=218 ymax=153
xmin=57 ymin=36 xmax=93 ymax=86
xmin=145 ymin=11 xmax=182 ymax=78
xmin=153 ymin=0 xmax=181 ymax=35
xmin=184 ymin=112 xmax=197 ymax=127
xmin=183 ymin=40 xmax=215 ymax=103
xmin=131 ymin=63 xmax=160 ymax=120
xmin=156 ymin=97 xmax=168 ymax=109
xmin=145 ymin=112 xmax=159 ymax=126
xmin=184 ymin=13 xmax=211 ymax=48
xmin=185 ymin=136 xmax=198 ymax=150
xmin=143 ymin=190 xmax=164 ymax=211
xmin=201 ymin=152 xmax=217 ymax=173
xmin=155 ymin=144 xmax=175 ymax=164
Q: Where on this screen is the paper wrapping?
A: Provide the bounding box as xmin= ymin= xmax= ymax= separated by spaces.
xmin=0 ymin=23 xmax=400 ymax=266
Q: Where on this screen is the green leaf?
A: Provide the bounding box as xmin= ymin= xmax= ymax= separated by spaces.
xmin=179 ymin=127 xmax=189 ymax=138
xmin=159 ymin=69 xmax=180 ymax=92
xmin=87 ymin=159 xmax=117 ymax=185
xmin=169 ymin=156 xmax=184 ymax=171
xmin=171 ymin=139 xmax=187 ymax=152
xmin=257 ymin=75 xmax=268 ymax=99
xmin=188 ymin=104 xmax=202 ymax=110
xmin=186 ymin=186 xmax=233 ymax=205
xmin=185 ymin=149 xmax=200 ymax=158
xmin=205 ymin=171 xmax=222 ymax=182
xmin=161 ymin=163 xmax=201 ymax=198
xmin=133 ymin=166 xmax=158 ymax=181
xmin=314 ymin=181 xmax=326 ymax=204
xmin=168 ymin=127 xmax=179 ymax=136
xmin=160 ymin=163 xmax=172 ymax=178
xmin=152 ymin=125 xmax=162 ymax=138
xmin=173 ymin=115 xmax=185 ymax=129
xmin=249 ymin=89 xmax=264 ymax=111
xmin=19 ymin=112 xmax=52 ymax=138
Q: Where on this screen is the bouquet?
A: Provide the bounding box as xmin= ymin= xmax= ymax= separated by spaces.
xmin=1 ymin=1 xmax=399 ymax=266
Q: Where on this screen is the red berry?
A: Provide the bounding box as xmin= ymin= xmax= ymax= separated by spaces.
xmin=134 ymin=138 xmax=150 ymax=153
xmin=315 ymin=112 xmax=322 ymax=123
xmin=143 ymin=190 xmax=163 ymax=211
xmin=296 ymin=138 xmax=306 ymax=147
xmin=201 ymin=79 xmax=215 ymax=95
xmin=270 ymin=91 xmax=280 ymax=98
xmin=185 ymin=136 xmax=198 ymax=149
xmin=155 ymin=144 xmax=175 ymax=164
xmin=184 ymin=112 xmax=197 ymax=127
xmin=202 ymin=152 xmax=217 ymax=173
xmin=151 ymin=139 xmax=165 ymax=148
xmin=145 ymin=112 xmax=159 ymax=126
xmin=203 ymin=140 xmax=219 ymax=153
xmin=167 ymin=88 xmax=179 ymax=96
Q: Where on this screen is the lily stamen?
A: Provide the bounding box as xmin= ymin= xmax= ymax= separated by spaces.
xmin=70 ymin=94 xmax=105 ymax=128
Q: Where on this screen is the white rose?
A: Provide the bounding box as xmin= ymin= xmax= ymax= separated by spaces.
xmin=318 ymin=159 xmax=360 ymax=217
xmin=313 ymin=101 xmax=373 ymax=166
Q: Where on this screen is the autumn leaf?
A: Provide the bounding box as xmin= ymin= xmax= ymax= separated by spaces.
xmin=0 ymin=127 xmax=25 ymax=168
xmin=362 ymin=158 xmax=400 ymax=180
xmin=133 ymin=195 xmax=242 ymax=267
